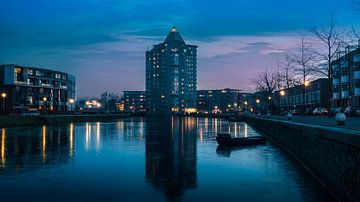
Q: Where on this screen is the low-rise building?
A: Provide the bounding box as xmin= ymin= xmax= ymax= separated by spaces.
xmin=123 ymin=91 xmax=146 ymax=112
xmin=0 ymin=64 xmax=76 ymax=113
xmin=274 ymin=78 xmax=330 ymax=112
xmin=197 ymin=88 xmax=251 ymax=113
xmin=331 ymin=44 xmax=360 ymax=107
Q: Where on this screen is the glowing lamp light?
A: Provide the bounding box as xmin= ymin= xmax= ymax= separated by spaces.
xmin=69 ymin=98 xmax=75 ymax=104
xmin=1 ymin=93 xmax=6 ymax=98
xmin=256 ymin=99 xmax=260 ymax=104
xmin=268 ymin=96 xmax=272 ymax=100
xmin=280 ymin=90 xmax=286 ymax=96
xmin=304 ymin=80 xmax=310 ymax=87
xmin=43 ymin=97 xmax=47 ymax=102
xmin=244 ymin=101 xmax=248 ymax=105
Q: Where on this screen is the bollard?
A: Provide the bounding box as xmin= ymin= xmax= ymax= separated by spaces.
xmin=267 ymin=113 xmax=271 ymax=118
xmin=257 ymin=113 xmax=261 ymax=117
xmin=287 ymin=113 xmax=292 ymax=120
xmin=335 ymin=113 xmax=346 ymax=126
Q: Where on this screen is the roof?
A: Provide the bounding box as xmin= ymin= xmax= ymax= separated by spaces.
xmin=164 ymin=26 xmax=184 ymax=43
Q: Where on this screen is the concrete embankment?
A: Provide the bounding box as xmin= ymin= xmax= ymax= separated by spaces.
xmin=244 ymin=116 xmax=360 ymax=202
xmin=0 ymin=114 xmax=130 ymax=128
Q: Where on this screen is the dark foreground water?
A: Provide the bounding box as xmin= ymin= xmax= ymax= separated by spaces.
xmin=0 ymin=117 xmax=333 ymax=202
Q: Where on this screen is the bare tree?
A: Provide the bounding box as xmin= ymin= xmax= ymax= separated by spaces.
xmin=253 ymin=69 xmax=280 ymax=93
xmin=309 ymin=13 xmax=347 ymax=79
xmin=288 ymin=37 xmax=315 ymax=113
xmin=280 ymin=54 xmax=300 ymax=89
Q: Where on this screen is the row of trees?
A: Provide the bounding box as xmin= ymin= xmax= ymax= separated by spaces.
xmin=253 ymin=13 xmax=359 ymax=111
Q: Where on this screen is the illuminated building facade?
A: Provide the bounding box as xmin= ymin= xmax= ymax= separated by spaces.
xmin=197 ymin=88 xmax=249 ymax=113
xmin=331 ymin=45 xmax=360 ymax=107
xmin=0 ymin=64 xmax=76 ymax=113
xmin=146 ymin=27 xmax=197 ymax=114
xmin=124 ymin=91 xmax=146 ymax=112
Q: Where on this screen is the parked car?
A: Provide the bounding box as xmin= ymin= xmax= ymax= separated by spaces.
xmin=290 ymin=109 xmax=301 ymax=115
xmin=333 ymin=107 xmax=345 ymax=115
xmin=320 ymin=108 xmax=330 ymax=116
xmin=345 ymin=106 xmax=360 ymax=117
xmin=305 ymin=108 xmax=314 ymax=115
xmin=313 ymin=108 xmax=322 ymax=115
xmin=356 ymin=109 xmax=360 ymax=116
xmin=313 ymin=108 xmax=329 ymax=116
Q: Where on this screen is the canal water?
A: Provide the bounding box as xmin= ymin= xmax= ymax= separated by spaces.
xmin=0 ymin=117 xmax=334 ymax=202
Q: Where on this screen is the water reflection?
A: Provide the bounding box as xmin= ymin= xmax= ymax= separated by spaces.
xmin=145 ymin=117 xmax=197 ymax=201
xmin=1 ymin=128 xmax=5 ymax=167
xmin=0 ymin=124 xmax=75 ymax=173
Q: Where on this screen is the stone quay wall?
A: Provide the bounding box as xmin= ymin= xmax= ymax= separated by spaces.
xmin=245 ymin=116 xmax=360 ymax=202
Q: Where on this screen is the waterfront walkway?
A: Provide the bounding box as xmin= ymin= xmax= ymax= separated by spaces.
xmin=265 ymin=115 xmax=360 ymax=131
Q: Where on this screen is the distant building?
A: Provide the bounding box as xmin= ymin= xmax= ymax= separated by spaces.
xmin=274 ymin=78 xmax=331 ymax=111
xmin=197 ymin=88 xmax=252 ymax=113
xmin=331 ymin=45 xmax=360 ymax=107
xmin=124 ymin=91 xmax=146 ymax=112
xmin=146 ymin=27 xmax=197 ymax=114
xmin=0 ymin=64 xmax=76 ymax=113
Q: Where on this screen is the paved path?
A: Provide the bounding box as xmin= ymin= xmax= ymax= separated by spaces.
xmin=259 ymin=115 xmax=360 ymax=131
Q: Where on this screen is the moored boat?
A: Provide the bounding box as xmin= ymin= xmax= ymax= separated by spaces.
xmin=216 ymin=133 xmax=266 ymax=146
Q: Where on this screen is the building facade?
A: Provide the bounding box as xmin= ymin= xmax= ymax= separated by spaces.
xmin=331 ymin=45 xmax=360 ymax=107
xmin=123 ymin=91 xmax=146 ymax=112
xmin=0 ymin=64 xmax=76 ymax=113
xmin=146 ymin=27 xmax=197 ymax=114
xmin=197 ymin=88 xmax=252 ymax=113
xmin=274 ymin=78 xmax=330 ymax=112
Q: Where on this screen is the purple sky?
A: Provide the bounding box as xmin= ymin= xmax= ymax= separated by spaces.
xmin=0 ymin=0 xmax=359 ymax=97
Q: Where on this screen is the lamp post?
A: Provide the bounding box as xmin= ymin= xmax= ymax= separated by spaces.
xmin=1 ymin=93 xmax=6 ymax=113
xmin=256 ymin=99 xmax=260 ymax=115
xmin=69 ymin=98 xmax=75 ymax=113
xmin=303 ymin=80 xmax=310 ymax=115
xmin=43 ymin=97 xmax=47 ymax=114
xmin=244 ymin=101 xmax=248 ymax=115
xmin=268 ymin=96 xmax=272 ymax=115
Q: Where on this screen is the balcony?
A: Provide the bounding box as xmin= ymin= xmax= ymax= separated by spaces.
xmin=333 ymin=78 xmax=340 ymax=85
xmin=341 ymin=91 xmax=349 ymax=98
xmin=355 ymin=88 xmax=360 ymax=96
xmin=354 ymin=54 xmax=360 ymax=62
xmin=354 ymin=71 xmax=360 ymax=79
xmin=341 ymin=76 xmax=349 ymax=83
xmin=332 ymin=93 xmax=340 ymax=100
xmin=340 ymin=61 xmax=349 ymax=68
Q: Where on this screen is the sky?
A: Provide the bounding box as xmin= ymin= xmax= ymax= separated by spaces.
xmin=0 ymin=0 xmax=359 ymax=97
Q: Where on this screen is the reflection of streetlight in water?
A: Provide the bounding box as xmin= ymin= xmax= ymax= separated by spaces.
xmin=244 ymin=124 xmax=248 ymax=138
xmin=1 ymin=128 xmax=5 ymax=166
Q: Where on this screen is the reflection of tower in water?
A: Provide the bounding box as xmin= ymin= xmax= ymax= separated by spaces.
xmin=145 ymin=117 xmax=197 ymax=201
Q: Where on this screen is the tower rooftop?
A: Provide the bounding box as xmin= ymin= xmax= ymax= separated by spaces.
xmin=164 ymin=26 xmax=184 ymax=43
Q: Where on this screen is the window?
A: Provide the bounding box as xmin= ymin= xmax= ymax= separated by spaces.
xmin=28 ymin=69 xmax=33 ymax=75
xmin=55 ymin=74 xmax=61 ymax=79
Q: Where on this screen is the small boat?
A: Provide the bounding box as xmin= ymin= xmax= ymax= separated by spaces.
xmin=216 ymin=133 xmax=266 ymax=146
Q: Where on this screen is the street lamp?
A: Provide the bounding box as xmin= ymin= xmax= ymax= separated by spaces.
xmin=303 ymin=80 xmax=310 ymax=114
xmin=304 ymin=80 xmax=310 ymax=87
xmin=256 ymin=99 xmax=260 ymax=104
xmin=43 ymin=97 xmax=47 ymax=113
xmin=1 ymin=93 xmax=6 ymax=112
xmin=68 ymin=98 xmax=75 ymax=112
xmin=268 ymin=96 xmax=272 ymax=114
xmin=280 ymin=90 xmax=289 ymax=114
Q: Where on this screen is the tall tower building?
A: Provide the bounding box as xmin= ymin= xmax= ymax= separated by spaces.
xmin=146 ymin=27 xmax=197 ymax=114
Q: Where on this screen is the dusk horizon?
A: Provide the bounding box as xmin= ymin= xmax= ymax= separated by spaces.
xmin=1 ymin=0 xmax=359 ymax=97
